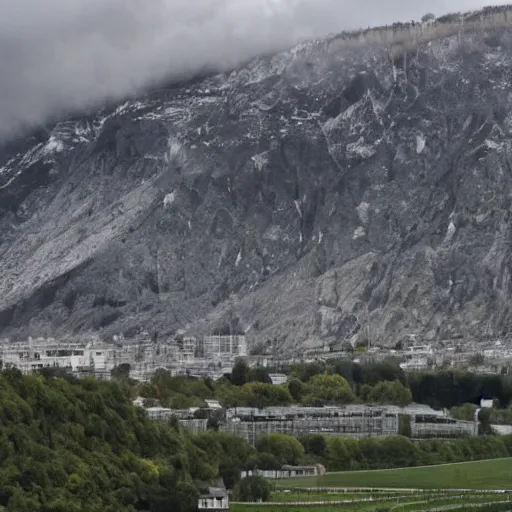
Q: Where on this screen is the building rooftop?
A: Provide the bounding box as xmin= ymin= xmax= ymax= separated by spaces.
xmin=205 ymin=399 xmax=223 ymax=409
xmin=226 ymin=403 xmax=446 ymax=419
xmin=200 ymin=488 xmax=228 ymax=498
xmin=145 ymin=407 xmax=173 ymax=413
xmin=282 ymin=464 xmax=320 ymax=471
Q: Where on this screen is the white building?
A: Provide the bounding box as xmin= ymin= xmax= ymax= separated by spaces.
xmin=202 ymin=335 xmax=247 ymax=360
xmin=0 ymin=338 xmax=116 ymax=374
xmin=400 ymin=357 xmax=429 ymax=371
xmin=145 ymin=407 xmax=175 ymax=421
xmin=492 ymin=425 xmax=512 ymax=435
xmin=480 ymin=398 xmax=494 ymax=409
xmin=269 ymin=373 xmax=288 ymax=385
xmin=0 ymin=332 xmax=245 ymax=382
xmin=241 ymin=464 xmax=325 ymax=480
xmin=198 ymin=488 xmax=229 ymax=512
xmin=204 ymin=399 xmax=223 ymax=410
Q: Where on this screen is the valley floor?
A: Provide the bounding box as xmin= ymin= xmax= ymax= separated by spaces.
xmin=273 ymin=458 xmax=512 ymax=490
xmin=233 ymin=459 xmax=512 ymax=512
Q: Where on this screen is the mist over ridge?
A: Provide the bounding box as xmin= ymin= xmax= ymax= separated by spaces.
xmin=0 ymin=0 xmax=509 ymax=140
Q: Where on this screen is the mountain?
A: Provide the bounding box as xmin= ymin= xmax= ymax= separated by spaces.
xmin=1 ymin=6 xmax=512 ymax=353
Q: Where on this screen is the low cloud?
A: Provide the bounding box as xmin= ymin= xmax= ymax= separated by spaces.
xmin=0 ymin=0 xmax=507 ymax=140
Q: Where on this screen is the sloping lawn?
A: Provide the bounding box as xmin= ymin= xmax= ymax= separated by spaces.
xmin=275 ymin=458 xmax=512 ymax=490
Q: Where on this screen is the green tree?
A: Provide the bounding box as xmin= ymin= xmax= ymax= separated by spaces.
xmin=303 ymin=374 xmax=355 ymax=405
xmin=398 ymin=414 xmax=412 ymax=437
xmin=6 ymin=487 xmax=41 ymax=512
xmin=239 ymin=382 xmax=293 ymax=408
xmin=289 ymin=362 xmax=325 ymax=383
xmin=245 ymin=452 xmax=281 ymax=471
xmin=110 ymin=363 xmax=131 ymax=380
xmin=408 ymin=370 xmax=512 ymax=409
xmin=232 ymin=476 xmax=271 ymax=502
xmin=478 ymin=408 xmax=493 ymax=435
xmin=325 ymin=437 xmax=351 ymax=470
xmin=363 ymin=380 xmax=413 ymax=406
xmin=193 ymin=432 xmax=255 ymax=489
xmin=255 ymin=434 xmax=304 ymax=465
xmin=287 ymin=378 xmax=304 ymax=402
xmin=375 ymin=436 xmax=418 ymax=468
xmin=450 ymin=403 xmax=477 ymax=421
xmin=331 ymin=359 xmax=359 ymax=386
xmin=249 ymin=367 xmax=272 ymax=384
xmin=361 ymin=361 xmax=407 ymax=386
xmin=231 ymin=361 xmax=251 ymax=386
xmin=166 ymin=481 xmax=199 ymax=512
xmin=299 ymin=434 xmax=327 ymax=458
xmin=0 ymin=369 xmax=260 ymax=510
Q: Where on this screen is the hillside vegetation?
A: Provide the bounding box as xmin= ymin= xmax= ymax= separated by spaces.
xmin=136 ymin=360 xmax=512 ymax=411
xmin=1 ymin=367 xmax=512 ymax=509
xmin=0 ymin=368 xmax=249 ymax=512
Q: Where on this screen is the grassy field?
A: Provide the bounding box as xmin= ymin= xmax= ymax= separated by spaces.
xmin=267 ymin=490 xmax=507 ymax=503
xmin=233 ymin=502 xmax=399 ymax=512
xmin=232 ymin=494 xmax=512 ymax=512
xmin=269 ymin=492 xmax=396 ymax=502
xmin=274 ymin=458 xmax=512 ymax=490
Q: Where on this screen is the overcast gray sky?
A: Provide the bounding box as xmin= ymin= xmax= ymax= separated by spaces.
xmin=0 ymin=0 xmax=509 ymax=140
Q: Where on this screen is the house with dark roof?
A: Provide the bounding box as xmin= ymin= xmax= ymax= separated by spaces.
xmin=198 ymin=487 xmax=229 ymax=512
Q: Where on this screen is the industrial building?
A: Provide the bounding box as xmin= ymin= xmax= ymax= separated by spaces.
xmin=241 ymin=464 xmax=326 ymax=480
xmin=200 ymin=335 xmax=247 ymax=365
xmin=221 ymin=405 xmax=398 ymax=445
xmin=410 ymin=414 xmax=478 ymax=438
xmin=219 ymin=405 xmax=478 ymax=445
xmin=136 ymin=398 xmax=478 ymax=443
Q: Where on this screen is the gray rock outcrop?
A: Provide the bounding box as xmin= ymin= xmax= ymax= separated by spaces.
xmin=1 ymin=9 xmax=512 ymax=352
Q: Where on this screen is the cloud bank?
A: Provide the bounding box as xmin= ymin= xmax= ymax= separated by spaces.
xmin=0 ymin=0 xmax=508 ymax=140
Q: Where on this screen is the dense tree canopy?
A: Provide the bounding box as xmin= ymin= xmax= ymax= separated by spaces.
xmin=409 ymin=371 xmax=512 ymax=409
xmin=230 ymin=361 xmax=271 ymax=386
xmin=232 ymin=476 xmax=271 ymax=502
xmin=133 ymin=360 xmax=512 ymax=413
xmin=303 ymin=374 xmax=355 ymax=405
xmin=0 ymin=368 xmax=511 ymax=511
xmin=361 ymin=380 xmax=413 ymax=406
xmin=0 ymin=369 xmax=246 ymax=511
xmin=299 ymin=433 xmax=512 ymax=471
xmin=255 ymin=434 xmax=305 ymax=465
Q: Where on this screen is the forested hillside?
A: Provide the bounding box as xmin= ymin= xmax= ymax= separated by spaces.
xmin=0 ymin=368 xmax=234 ymax=512
xmin=135 ymin=359 xmax=512 ymax=410
xmin=1 ymin=368 xmax=512 ymax=510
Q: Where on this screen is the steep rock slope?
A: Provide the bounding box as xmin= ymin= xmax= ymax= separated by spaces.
xmin=2 ymin=11 xmax=512 ymax=352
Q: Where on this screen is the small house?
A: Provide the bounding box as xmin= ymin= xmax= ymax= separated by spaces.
xmin=480 ymin=398 xmax=494 ymax=409
xmin=204 ymin=399 xmax=223 ymax=410
xmin=269 ymin=373 xmax=288 ymax=386
xmin=281 ymin=464 xmax=326 ymax=478
xmin=132 ymin=396 xmax=145 ymax=407
xmin=198 ymin=487 xmax=229 ymax=512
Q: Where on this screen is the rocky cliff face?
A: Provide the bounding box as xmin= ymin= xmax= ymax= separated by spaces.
xmin=2 ymin=12 xmax=512 ymax=352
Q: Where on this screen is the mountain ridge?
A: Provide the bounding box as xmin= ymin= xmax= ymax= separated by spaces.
xmin=1 ymin=6 xmax=512 ymax=352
